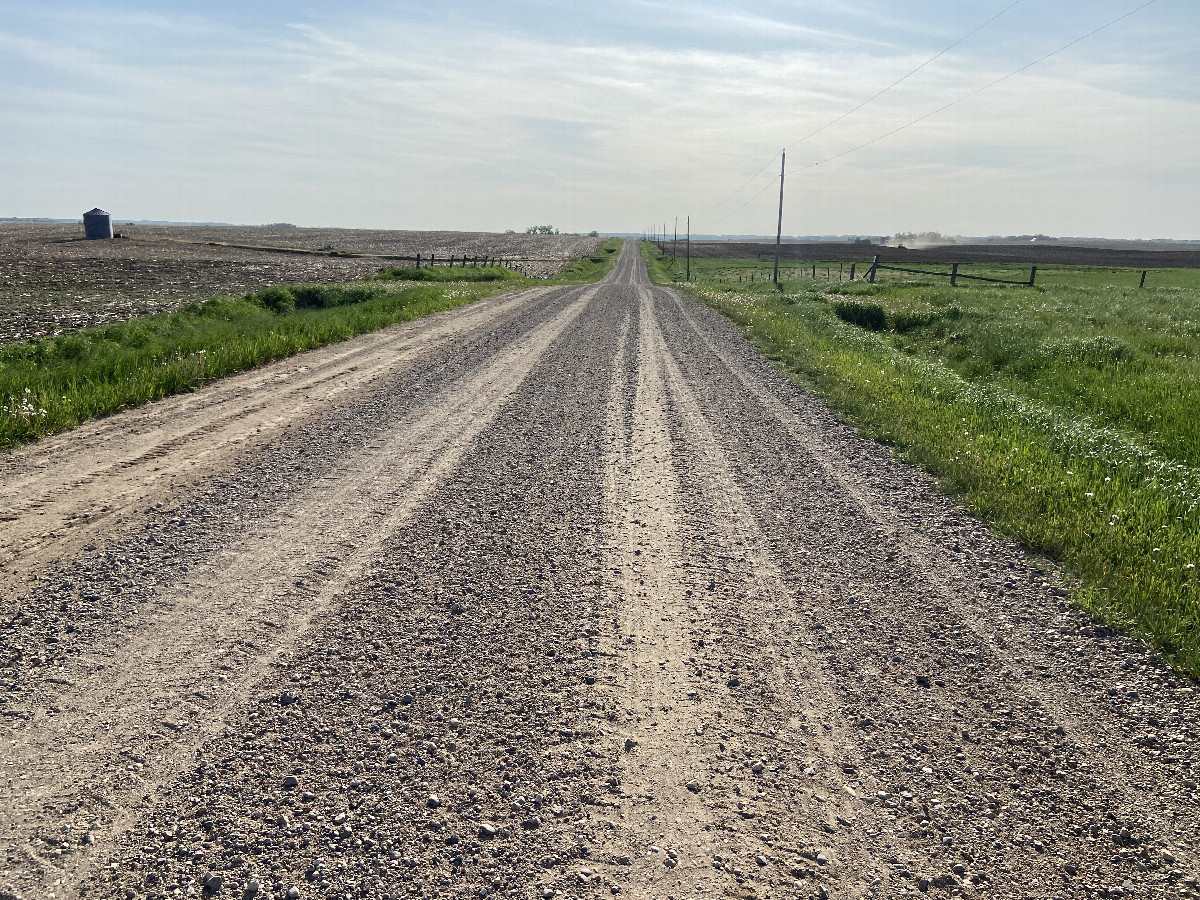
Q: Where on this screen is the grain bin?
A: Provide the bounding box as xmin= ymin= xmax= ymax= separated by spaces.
xmin=83 ymin=208 xmax=113 ymax=239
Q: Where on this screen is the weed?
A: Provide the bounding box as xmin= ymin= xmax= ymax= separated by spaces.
xmin=254 ymin=286 xmax=297 ymax=314
xmin=833 ymin=299 xmax=887 ymax=331
xmin=1044 ymin=335 xmax=1136 ymax=370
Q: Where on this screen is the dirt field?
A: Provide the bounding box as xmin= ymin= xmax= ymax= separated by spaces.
xmin=1 ymin=244 xmax=1198 ymax=900
xmin=0 ymin=224 xmax=602 ymax=344
xmin=681 ymin=241 xmax=1200 ymax=268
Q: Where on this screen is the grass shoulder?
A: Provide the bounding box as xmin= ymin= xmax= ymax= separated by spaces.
xmin=552 ymin=237 xmax=623 ymax=283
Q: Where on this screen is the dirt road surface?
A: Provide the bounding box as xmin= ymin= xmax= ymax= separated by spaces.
xmin=1 ymin=244 xmax=1197 ymax=900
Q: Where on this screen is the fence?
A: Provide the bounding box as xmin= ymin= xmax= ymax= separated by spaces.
xmin=866 ymin=255 xmax=1037 ymax=287
xmin=408 ymin=254 xmax=499 ymax=269
xmin=379 ymin=254 xmax=581 ymax=271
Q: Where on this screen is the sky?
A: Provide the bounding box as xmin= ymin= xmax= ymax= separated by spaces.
xmin=1 ymin=0 xmax=1197 ymax=238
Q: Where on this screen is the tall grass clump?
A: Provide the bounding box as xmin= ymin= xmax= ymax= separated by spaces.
xmin=375 ymin=266 xmax=518 ymax=283
xmin=833 ymin=299 xmax=887 ymax=331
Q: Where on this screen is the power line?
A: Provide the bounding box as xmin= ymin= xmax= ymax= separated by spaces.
xmin=785 ymin=0 xmax=1021 ymax=151
xmin=707 ymin=0 xmax=1161 ymax=227
xmin=703 ymin=0 xmax=1020 ymax=215
xmin=791 ymin=0 xmax=1162 ymax=178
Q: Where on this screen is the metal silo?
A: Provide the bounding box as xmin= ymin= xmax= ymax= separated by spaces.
xmin=83 ymin=208 xmax=113 ymax=239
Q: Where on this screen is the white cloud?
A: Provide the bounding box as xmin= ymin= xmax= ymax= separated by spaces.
xmin=0 ymin=1 xmax=1196 ymax=237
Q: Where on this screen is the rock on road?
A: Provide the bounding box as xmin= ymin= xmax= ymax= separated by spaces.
xmin=1 ymin=243 xmax=1197 ymax=900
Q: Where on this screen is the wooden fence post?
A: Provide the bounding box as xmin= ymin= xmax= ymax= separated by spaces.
xmin=1140 ymin=270 xmax=1147 ymax=288
xmin=415 ymin=253 xmax=421 ymax=269
xmin=951 ymin=263 xmax=959 ymax=287
xmin=869 ymin=255 xmax=879 ymax=284
xmin=849 ymin=263 xmax=856 ymax=281
xmin=1030 ymin=266 xmax=1038 ymax=287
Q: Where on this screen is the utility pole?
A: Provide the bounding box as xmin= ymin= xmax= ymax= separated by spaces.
xmin=773 ymin=151 xmax=786 ymax=286
xmin=673 ymin=217 xmax=677 ymax=262
xmin=686 ymin=216 xmax=691 ymax=282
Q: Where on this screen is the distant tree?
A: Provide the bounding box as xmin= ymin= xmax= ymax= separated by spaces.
xmin=894 ymin=231 xmax=947 ymax=244
xmin=525 ymin=225 xmax=557 ymax=235
xmin=588 ymin=230 xmax=599 ymax=237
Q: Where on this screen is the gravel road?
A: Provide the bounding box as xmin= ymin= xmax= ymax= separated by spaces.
xmin=1 ymin=243 xmax=1197 ymax=900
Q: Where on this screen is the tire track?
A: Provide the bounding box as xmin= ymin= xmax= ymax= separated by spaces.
xmin=0 ymin=285 xmax=555 ymax=603
xmin=652 ymin=287 xmax=1200 ymax=896
xmin=594 ymin=285 xmax=884 ymax=898
xmin=0 ymin=285 xmax=600 ymax=900
xmin=78 ymin=257 xmax=631 ymax=900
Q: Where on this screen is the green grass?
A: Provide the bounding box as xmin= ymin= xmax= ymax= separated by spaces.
xmin=642 ymin=242 xmax=1200 ymax=678
xmin=374 ymin=265 xmax=519 ymax=283
xmin=0 ymin=243 xmax=621 ymax=451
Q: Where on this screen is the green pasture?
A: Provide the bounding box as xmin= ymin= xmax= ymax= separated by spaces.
xmin=656 ymin=252 xmax=1200 ymax=292
xmin=644 ymin=242 xmax=1200 ymax=678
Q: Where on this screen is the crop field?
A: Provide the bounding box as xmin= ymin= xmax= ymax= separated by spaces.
xmin=645 ymin=243 xmax=1200 ymax=676
xmin=0 ymin=223 xmax=604 ymax=344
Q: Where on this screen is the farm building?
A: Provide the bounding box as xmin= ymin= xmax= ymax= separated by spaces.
xmin=83 ymin=208 xmax=113 ymax=239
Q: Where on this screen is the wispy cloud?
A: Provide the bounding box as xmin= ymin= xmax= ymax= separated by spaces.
xmin=0 ymin=0 xmax=1195 ymax=237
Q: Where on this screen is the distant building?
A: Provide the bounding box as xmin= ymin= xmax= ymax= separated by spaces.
xmin=83 ymin=208 xmax=113 ymax=239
